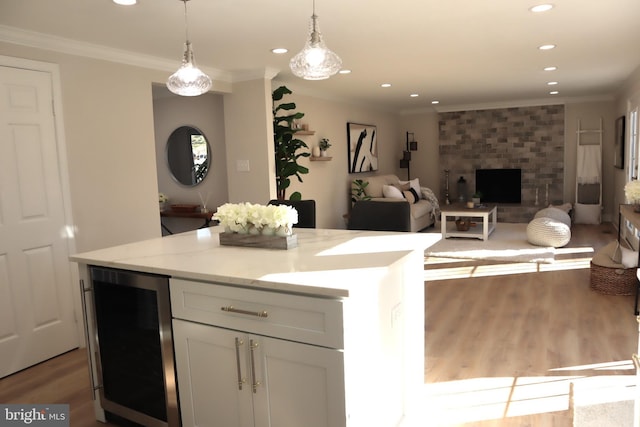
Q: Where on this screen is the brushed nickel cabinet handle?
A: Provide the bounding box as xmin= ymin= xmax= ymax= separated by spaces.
xmin=221 ymin=305 xmax=268 ymax=318
xmin=235 ymin=338 xmax=245 ymax=391
xmin=249 ymin=339 xmax=261 ymax=393
xmin=79 ymin=280 xmax=99 ymax=394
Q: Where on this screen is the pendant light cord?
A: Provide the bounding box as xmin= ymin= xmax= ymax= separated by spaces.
xmin=182 ymin=0 xmax=190 ymax=44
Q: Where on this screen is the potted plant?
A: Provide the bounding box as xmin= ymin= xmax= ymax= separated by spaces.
xmin=319 ymin=138 xmax=331 ymax=157
xmin=351 ymin=179 xmax=371 ymax=205
xmin=272 ymin=86 xmax=310 ymax=201
xmin=472 ymin=191 xmax=482 ymax=206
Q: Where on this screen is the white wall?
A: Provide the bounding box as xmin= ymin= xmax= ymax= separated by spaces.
xmin=280 ymin=92 xmax=401 ymax=229
xmin=223 ymin=79 xmax=275 ymax=204
xmin=0 ymin=41 xmax=168 ymax=252
xmin=613 ymin=64 xmax=640 ymax=229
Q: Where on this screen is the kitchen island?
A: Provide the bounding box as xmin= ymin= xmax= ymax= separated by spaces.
xmin=71 ymin=226 xmax=430 ymax=427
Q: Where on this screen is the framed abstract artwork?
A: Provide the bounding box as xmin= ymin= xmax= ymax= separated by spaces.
xmin=614 ymin=115 xmax=625 ymax=169
xmin=347 ymin=122 xmax=378 ymax=173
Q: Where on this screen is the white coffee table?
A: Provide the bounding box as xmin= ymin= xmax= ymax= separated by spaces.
xmin=440 ymin=203 xmax=497 ymax=241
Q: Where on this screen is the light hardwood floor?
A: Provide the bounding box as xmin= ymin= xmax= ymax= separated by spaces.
xmin=0 ymin=223 xmax=636 ymax=427
xmin=424 ymin=222 xmax=638 ymax=426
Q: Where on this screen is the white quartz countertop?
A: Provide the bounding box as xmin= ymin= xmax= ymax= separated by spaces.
xmin=70 ymin=226 xmax=438 ymax=298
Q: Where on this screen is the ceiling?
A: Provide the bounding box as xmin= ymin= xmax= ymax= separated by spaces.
xmin=2 ymin=0 xmax=639 ymax=113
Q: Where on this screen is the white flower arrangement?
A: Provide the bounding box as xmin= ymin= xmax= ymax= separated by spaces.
xmin=625 ymin=181 xmax=640 ymax=204
xmin=213 ymin=202 xmax=298 ymax=234
xmin=159 ymin=193 xmax=169 ymax=203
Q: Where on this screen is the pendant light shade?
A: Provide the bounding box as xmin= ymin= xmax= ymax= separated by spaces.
xmin=289 ymin=2 xmax=342 ymax=80
xmin=167 ymin=0 xmax=212 ymax=96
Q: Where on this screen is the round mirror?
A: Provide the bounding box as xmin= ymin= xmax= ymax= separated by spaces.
xmin=166 ymin=125 xmax=210 ymax=186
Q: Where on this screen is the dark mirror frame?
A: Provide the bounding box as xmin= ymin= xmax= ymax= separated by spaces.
xmin=614 ymin=116 xmax=625 ymax=169
xmin=166 ymin=125 xmax=211 ymax=186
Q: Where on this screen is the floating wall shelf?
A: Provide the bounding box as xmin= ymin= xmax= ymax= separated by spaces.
xmin=310 ymin=156 xmax=332 ymax=161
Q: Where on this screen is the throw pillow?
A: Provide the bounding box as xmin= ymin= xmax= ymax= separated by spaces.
xmin=399 ymin=178 xmax=421 ymax=196
xmin=620 ymin=246 xmax=639 ymax=268
xmin=402 ymin=188 xmax=419 ymax=204
xmin=549 ymin=202 xmax=572 ymax=214
xmin=574 ymin=203 xmax=600 ymax=224
xmin=382 ymin=184 xmax=404 ymax=199
xmin=610 ymin=242 xmax=623 ymax=264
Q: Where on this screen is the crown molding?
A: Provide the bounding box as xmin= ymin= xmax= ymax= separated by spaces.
xmin=0 ymin=24 xmax=232 ymax=82
xmin=400 ymin=94 xmax=616 ymax=115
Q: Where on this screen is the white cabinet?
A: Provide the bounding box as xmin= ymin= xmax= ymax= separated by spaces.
xmin=171 ymin=278 xmax=346 ymax=427
xmin=173 ymin=319 xmax=345 ymax=427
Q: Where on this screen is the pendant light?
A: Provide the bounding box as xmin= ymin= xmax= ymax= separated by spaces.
xmin=167 ymin=0 xmax=212 ymax=96
xmin=289 ymin=0 xmax=342 ymax=80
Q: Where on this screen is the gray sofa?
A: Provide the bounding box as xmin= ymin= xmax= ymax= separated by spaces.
xmin=348 ymin=174 xmax=438 ymax=232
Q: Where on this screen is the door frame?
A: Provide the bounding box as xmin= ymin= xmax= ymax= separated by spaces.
xmin=0 ymin=55 xmax=82 ymax=346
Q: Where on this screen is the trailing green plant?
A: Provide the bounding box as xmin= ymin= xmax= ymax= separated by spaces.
xmin=351 ymin=179 xmax=372 ymax=204
xmin=272 ymin=86 xmax=310 ymax=201
xmin=319 ymin=138 xmax=331 ymax=151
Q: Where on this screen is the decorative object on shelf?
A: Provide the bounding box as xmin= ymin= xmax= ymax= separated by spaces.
xmin=312 ymin=146 xmax=321 ymax=157
xmin=347 ymin=122 xmax=378 ymax=173
xmin=289 ymin=0 xmax=342 ymax=80
xmin=213 ymin=203 xmax=299 ymax=249
xmin=399 ymin=132 xmax=418 ymax=180
xmin=166 ymin=0 xmax=212 ymax=96
xmin=198 ymin=191 xmax=210 ymax=213
xmin=159 ymin=193 xmax=169 ymax=211
xmin=272 ymin=86 xmax=310 ymax=201
xmin=319 ymin=138 xmax=331 ymax=157
xmin=624 ymin=180 xmax=640 ymax=212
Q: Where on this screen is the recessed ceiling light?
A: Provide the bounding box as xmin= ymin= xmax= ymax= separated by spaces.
xmin=338 ymin=69 xmax=351 ymax=74
xmin=381 ymin=83 xmax=391 ymax=88
xmin=547 ymin=81 xmax=558 ymax=85
xmin=544 ymin=66 xmax=557 ymax=71
xmin=550 ymin=91 xmax=559 ymax=95
xmin=113 ymin=0 xmax=136 ymax=5
xmin=431 ymin=100 xmax=440 ymax=105
xmin=410 ymin=93 xmax=419 ymax=98
xmin=539 ymin=44 xmax=556 ymax=50
xmin=529 ymin=4 xmax=554 ymax=13
xmin=271 ymin=48 xmax=288 ymax=54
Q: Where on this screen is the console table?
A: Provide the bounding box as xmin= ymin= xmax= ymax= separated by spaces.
xmin=617 ymin=204 xmax=640 ymax=314
xmin=160 ymin=209 xmax=215 ymax=234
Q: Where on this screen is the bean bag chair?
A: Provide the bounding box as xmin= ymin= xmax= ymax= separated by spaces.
xmin=526 ymin=217 xmax=571 ymax=247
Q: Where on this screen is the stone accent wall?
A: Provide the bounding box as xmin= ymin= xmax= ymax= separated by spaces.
xmin=439 ymin=105 xmax=565 ymax=222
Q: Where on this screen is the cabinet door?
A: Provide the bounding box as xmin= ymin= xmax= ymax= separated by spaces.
xmin=173 ymin=319 xmax=254 ymax=427
xmin=251 ymin=335 xmax=346 ymax=427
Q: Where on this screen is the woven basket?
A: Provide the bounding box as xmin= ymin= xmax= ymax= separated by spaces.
xmin=589 ymin=261 xmax=636 ymax=296
xmin=456 ymin=219 xmax=471 ymax=231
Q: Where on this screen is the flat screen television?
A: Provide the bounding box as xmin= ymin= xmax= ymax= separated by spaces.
xmin=475 ymin=168 xmax=521 ymax=203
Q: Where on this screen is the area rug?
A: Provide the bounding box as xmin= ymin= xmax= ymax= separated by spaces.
xmin=424 ymin=222 xmax=555 ymax=263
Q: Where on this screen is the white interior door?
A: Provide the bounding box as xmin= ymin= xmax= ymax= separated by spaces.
xmin=0 ymin=64 xmax=78 ymax=378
